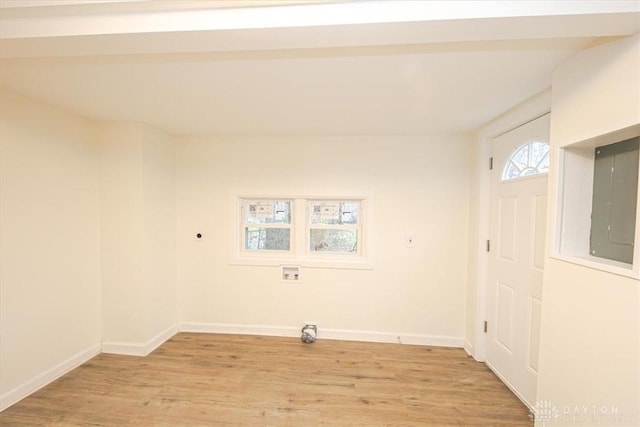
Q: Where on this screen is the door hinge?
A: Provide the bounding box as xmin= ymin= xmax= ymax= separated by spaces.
xmin=484 ymin=321 xmax=488 ymax=333
xmin=486 ymin=240 xmax=491 ymax=252
xmin=489 ymin=157 xmax=494 ymax=170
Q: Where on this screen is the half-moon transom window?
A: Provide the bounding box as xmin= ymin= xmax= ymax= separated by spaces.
xmin=501 ymin=141 xmax=550 ymax=181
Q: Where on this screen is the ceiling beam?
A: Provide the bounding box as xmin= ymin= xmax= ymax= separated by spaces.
xmin=1 ymin=0 xmax=639 ymax=39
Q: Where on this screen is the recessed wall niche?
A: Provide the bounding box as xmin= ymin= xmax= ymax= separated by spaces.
xmin=555 ymin=124 xmax=640 ymax=278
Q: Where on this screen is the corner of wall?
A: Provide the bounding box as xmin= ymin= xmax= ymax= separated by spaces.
xmin=537 ymin=34 xmax=640 ymax=427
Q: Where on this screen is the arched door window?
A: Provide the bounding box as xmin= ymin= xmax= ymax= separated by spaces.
xmin=501 ymin=140 xmax=550 ymax=181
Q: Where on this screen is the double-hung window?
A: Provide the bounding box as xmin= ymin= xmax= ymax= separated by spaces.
xmin=233 ymin=195 xmax=371 ymax=269
xmin=242 ymin=199 xmax=292 ymax=252
xmin=308 ymin=200 xmax=360 ymax=255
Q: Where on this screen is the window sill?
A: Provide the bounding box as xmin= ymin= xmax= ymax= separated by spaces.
xmin=550 ymin=252 xmax=638 ymax=280
xmin=229 ymin=255 xmax=373 ymax=270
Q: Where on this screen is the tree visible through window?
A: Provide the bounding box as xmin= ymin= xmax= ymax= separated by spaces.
xmin=308 ymin=201 xmax=359 ymax=253
xmin=243 ymin=199 xmax=291 ymax=251
xmin=235 ymin=196 xmax=370 ymax=268
xmin=501 ymin=141 xmax=550 ymax=181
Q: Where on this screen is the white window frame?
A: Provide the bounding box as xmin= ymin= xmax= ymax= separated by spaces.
xmin=306 ymin=199 xmax=362 ymax=257
xmin=230 ymin=193 xmax=373 ymax=270
xmin=240 ymin=198 xmax=293 ymax=256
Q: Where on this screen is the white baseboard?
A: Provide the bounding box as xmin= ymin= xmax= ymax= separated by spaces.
xmin=0 ymin=343 xmax=101 ymax=412
xmin=179 ymin=322 xmax=464 ymax=348
xmin=463 ymin=339 xmax=474 ymax=357
xmin=485 ymin=359 xmax=534 ymax=411
xmin=102 ymin=324 xmax=177 ymax=356
xmin=180 ymin=322 xmax=299 ymax=338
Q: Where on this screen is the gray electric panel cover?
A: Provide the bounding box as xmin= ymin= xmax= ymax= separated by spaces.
xmin=590 ymin=137 xmax=639 ymax=264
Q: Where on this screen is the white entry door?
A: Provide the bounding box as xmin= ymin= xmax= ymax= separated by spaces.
xmin=486 ymin=114 xmax=550 ymax=408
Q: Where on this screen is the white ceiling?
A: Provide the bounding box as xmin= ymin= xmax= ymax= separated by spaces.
xmin=1 ymin=1 xmax=639 ymax=137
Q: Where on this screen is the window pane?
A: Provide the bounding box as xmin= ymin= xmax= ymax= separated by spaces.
xmin=501 ymin=141 xmax=550 ymax=181
xmin=504 ymin=161 xmax=521 ymax=180
xmin=310 ymin=201 xmax=359 ymax=225
xmin=246 ymin=200 xmax=291 ymax=224
xmin=511 ymin=145 xmax=529 ymax=169
xmin=245 ymin=227 xmax=290 ymax=251
xmin=537 ymin=152 xmax=550 ymax=173
xmin=530 ymin=142 xmax=548 ymax=167
xmin=310 ymin=229 xmax=357 ymax=253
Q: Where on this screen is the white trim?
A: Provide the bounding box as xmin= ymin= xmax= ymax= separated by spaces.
xmin=0 ymin=343 xmax=101 ymax=412
xmin=240 ymin=198 xmax=294 ymax=256
xmin=101 ymin=324 xmax=178 ymax=356
xmin=229 ymin=256 xmax=374 ymax=270
xmin=180 ymin=322 xmax=298 ymax=338
xmin=486 ymin=359 xmax=534 ymax=411
xmin=551 ymin=124 xmax=640 ymax=279
xmin=463 ymin=339 xmax=474 ymax=357
xmin=472 ymin=89 xmax=552 ymax=362
xmin=229 ymin=192 xmax=374 ymax=270
xmin=179 ymin=322 xmax=464 ymax=348
xmin=549 ymin=254 xmax=638 ymax=280
xmin=321 ymin=329 xmax=464 ymax=348
xmin=3 ymin=0 xmax=639 ymax=40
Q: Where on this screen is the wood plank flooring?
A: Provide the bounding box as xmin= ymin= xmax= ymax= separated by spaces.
xmin=0 ymin=333 xmax=533 ymax=426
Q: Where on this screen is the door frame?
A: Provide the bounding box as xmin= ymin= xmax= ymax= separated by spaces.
xmin=470 ymin=90 xmax=551 ymax=363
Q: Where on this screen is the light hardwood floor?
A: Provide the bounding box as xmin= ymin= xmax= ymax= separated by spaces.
xmin=0 ymin=333 xmax=533 ymax=426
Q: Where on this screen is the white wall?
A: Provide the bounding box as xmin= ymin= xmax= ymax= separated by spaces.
xmin=100 ymin=123 xmax=176 ymax=354
xmin=141 ymin=127 xmax=177 ymax=345
xmin=0 ymin=91 xmax=102 ymax=409
xmin=99 ymin=124 xmax=144 ymax=345
xmin=0 ymin=99 xmax=469 ymax=408
xmin=176 ymin=135 xmax=471 ymax=344
xmin=0 ymin=94 xmax=177 ymax=409
xmin=536 ymin=34 xmax=640 ymax=426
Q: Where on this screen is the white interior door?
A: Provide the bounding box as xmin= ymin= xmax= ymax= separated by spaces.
xmin=486 ymin=114 xmax=550 ymax=408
